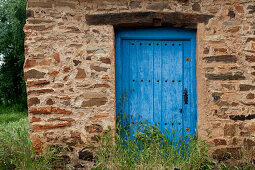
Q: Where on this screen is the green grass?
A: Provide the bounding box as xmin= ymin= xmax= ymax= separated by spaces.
xmin=0 ymin=105 xmax=58 ymax=170
xmin=94 ymin=122 xmax=214 ymax=170
xmin=0 ymin=104 xmax=27 ymax=124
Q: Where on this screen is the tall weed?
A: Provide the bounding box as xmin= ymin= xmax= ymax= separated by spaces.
xmin=0 ymin=118 xmax=56 ymax=170
xmin=94 ymin=121 xmax=213 ymax=169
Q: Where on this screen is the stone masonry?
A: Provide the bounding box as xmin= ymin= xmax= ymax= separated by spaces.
xmin=24 ymin=0 xmax=255 ymax=167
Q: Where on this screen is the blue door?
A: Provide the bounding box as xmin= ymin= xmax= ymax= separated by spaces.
xmin=116 ymin=28 xmax=197 ymax=142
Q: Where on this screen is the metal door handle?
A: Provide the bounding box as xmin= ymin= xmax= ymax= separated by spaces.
xmin=184 ymin=88 xmax=188 ymax=104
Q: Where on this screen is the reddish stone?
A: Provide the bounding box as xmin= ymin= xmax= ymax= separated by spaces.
xmin=31 ymin=134 xmax=43 ymax=153
xmin=246 ymin=55 xmax=255 ymax=62
xmin=246 ymin=93 xmax=255 ymax=99
xmin=85 ymin=124 xmax=103 ymax=133
xmin=24 ymin=59 xmax=37 ymax=68
xmin=251 ymin=72 xmax=255 ymax=76
xmin=32 ymin=122 xmax=72 ymax=131
xmin=81 ymin=98 xmax=107 ymax=108
xmin=102 ymin=75 xmax=109 ymax=80
xmin=31 ymin=117 xmax=41 ymax=123
xmin=244 ymin=138 xmax=255 ymax=147
xmin=28 ymin=97 xmax=40 ymax=107
xmin=46 ymin=99 xmax=55 ymax=105
xmin=53 ymin=53 xmax=60 ymax=63
xmin=100 ymin=57 xmax=111 ymax=64
xmin=75 ymin=68 xmax=86 ymax=79
xmin=235 ymin=5 xmax=244 ymax=13
xmin=89 ymin=113 xmax=109 ymax=121
xmin=24 ymin=69 xmax=46 ymax=80
xmin=213 ymin=139 xmax=227 ymax=146
xmin=49 ymin=71 xmax=59 ymax=76
xmin=63 ymin=67 xmax=71 ymax=72
xmin=26 ymin=80 xmax=50 ymax=87
xmin=27 ymin=89 xmax=54 ymax=95
xmin=30 ymin=107 xmax=72 ymax=115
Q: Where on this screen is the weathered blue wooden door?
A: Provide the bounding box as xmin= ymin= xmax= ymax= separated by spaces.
xmin=116 ymin=28 xmax=197 ymax=142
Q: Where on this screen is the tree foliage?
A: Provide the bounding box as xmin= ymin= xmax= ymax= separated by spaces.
xmin=0 ymin=0 xmax=27 ymax=106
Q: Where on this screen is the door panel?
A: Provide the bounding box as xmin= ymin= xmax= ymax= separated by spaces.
xmin=116 ymin=28 xmax=197 ymax=143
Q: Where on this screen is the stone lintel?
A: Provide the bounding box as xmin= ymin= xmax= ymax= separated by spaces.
xmin=86 ymin=12 xmax=214 ymax=28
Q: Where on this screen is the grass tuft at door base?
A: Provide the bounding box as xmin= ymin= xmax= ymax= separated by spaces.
xmin=93 ymin=122 xmax=213 ymax=170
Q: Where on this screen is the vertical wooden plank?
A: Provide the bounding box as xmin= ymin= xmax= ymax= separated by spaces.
xmin=153 ymin=41 xmax=162 ymax=130
xmin=161 ymin=41 xmax=183 ymax=143
xmin=137 ymin=41 xmax=154 ymax=125
xmin=183 ymin=41 xmax=192 ymax=140
xmin=129 ymin=40 xmax=139 ymax=139
xmin=119 ymin=40 xmax=130 ymax=137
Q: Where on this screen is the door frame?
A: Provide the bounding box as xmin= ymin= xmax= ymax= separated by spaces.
xmin=115 ymin=27 xmax=197 ymax=135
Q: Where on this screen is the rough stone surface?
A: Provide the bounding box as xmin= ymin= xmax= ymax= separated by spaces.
xmin=24 ymin=0 xmax=255 ymax=166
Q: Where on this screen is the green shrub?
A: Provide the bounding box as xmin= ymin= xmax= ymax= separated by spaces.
xmin=94 ymin=121 xmax=213 ymax=170
xmin=0 ymin=118 xmax=56 ymax=170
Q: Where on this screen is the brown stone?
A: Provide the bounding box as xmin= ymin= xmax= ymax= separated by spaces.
xmin=28 ymin=97 xmax=40 ymax=107
xmin=224 ymin=124 xmax=236 ymax=137
xmin=85 ymin=124 xmax=103 ymax=133
xmin=205 ymin=72 xmax=245 ymax=81
xmin=246 ymin=93 xmax=255 ymax=99
xmin=64 ymin=131 xmax=83 ymax=146
xmin=24 ymin=59 xmax=37 ymax=68
xmin=129 ymin=1 xmax=142 ymax=9
xmin=89 ymin=83 xmax=110 ymax=88
xmin=81 ymin=98 xmax=107 ymax=108
xmin=53 ymin=53 xmax=61 ymax=63
xmin=28 ymin=1 xmax=53 ymax=8
xmin=63 ymin=67 xmax=71 ymax=72
xmin=26 ymin=80 xmax=50 ymax=87
xmin=245 ymin=55 xmax=255 ymax=62
xmin=75 ymin=68 xmax=86 ymax=79
xmin=89 ymin=113 xmax=109 ymax=121
xmin=30 ymin=107 xmax=72 ymax=115
xmin=46 ymin=99 xmax=55 ymax=105
xmin=24 ymin=69 xmax=46 ymax=79
xmin=244 ymin=138 xmax=255 ymax=147
xmin=54 ymin=96 xmax=71 ymax=100
xmin=31 ymin=117 xmax=41 ymax=123
xmin=100 ymin=57 xmax=111 ymax=64
xmin=90 ymin=65 xmax=108 ymax=72
xmin=102 ymin=75 xmax=110 ymax=80
xmin=73 ymin=60 xmax=81 ymax=66
xmin=49 ymin=71 xmax=59 ymax=76
xmin=213 ymin=139 xmax=227 ymax=146
xmin=192 ymin=3 xmax=200 ymax=11
xmin=203 ymin=55 xmax=236 ymax=63
xmin=31 ymin=134 xmax=44 ymax=153
xmin=27 ymin=88 xmax=55 ymax=95
xmin=252 ymin=43 xmax=255 ymax=50
xmin=48 ymin=117 xmax=75 ymax=123
xmin=240 ymin=84 xmax=255 ymax=91
xmin=203 ymin=47 xmax=209 ymax=54
xmin=214 ymin=48 xmax=227 ymax=53
xmin=228 ymin=26 xmax=240 ymax=33
xmin=213 ymin=147 xmax=241 ymax=160
xmin=27 ymin=89 xmax=54 ymax=95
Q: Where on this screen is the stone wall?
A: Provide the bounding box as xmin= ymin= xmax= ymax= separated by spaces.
xmin=24 ymin=0 xmax=255 ymax=167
